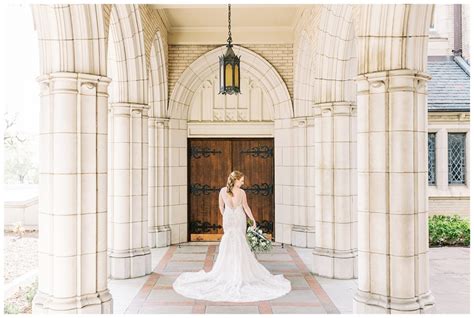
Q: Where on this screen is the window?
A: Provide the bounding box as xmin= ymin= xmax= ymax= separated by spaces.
xmin=428 ymin=133 xmax=436 ymax=185
xmin=448 ymin=133 xmax=466 ymax=184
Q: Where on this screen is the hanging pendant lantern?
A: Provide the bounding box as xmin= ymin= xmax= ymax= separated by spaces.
xmin=219 ymin=4 xmax=241 ymax=95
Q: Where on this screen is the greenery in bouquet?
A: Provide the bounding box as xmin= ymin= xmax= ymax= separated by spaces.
xmin=246 ymin=218 xmax=273 ymax=253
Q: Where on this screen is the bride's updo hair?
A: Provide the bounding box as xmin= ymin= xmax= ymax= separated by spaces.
xmin=226 ymin=170 xmax=244 ymax=196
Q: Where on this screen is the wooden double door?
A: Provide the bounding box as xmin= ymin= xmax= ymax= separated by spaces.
xmin=188 ymin=138 xmax=274 ymax=241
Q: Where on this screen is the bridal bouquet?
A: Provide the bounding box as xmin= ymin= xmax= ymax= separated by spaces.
xmin=246 ymin=219 xmax=273 ymax=253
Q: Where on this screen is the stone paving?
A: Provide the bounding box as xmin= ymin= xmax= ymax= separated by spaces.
xmin=429 ymin=246 xmax=470 ymax=314
xmin=291 ymin=245 xmax=471 ymax=314
xmin=124 ymin=243 xmax=339 ymax=314
xmin=112 ymin=244 xmax=470 ymax=314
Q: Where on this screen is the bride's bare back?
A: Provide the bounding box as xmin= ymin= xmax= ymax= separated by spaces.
xmin=220 ymin=187 xmax=243 ymax=209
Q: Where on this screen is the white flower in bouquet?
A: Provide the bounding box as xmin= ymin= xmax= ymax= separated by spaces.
xmin=246 ymin=219 xmax=273 ymax=253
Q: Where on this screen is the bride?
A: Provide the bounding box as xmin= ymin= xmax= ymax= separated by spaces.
xmin=172 ymin=170 xmax=291 ymax=302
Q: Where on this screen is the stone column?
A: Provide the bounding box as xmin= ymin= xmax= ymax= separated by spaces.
xmin=353 ymin=70 xmax=435 ymax=313
xmin=167 ymin=118 xmax=188 ymax=244
xmin=290 ymin=117 xmax=316 ymax=248
xmin=274 ymin=118 xmax=293 ymax=244
xmin=312 ymin=101 xmax=358 ymax=279
xmin=108 ymin=102 xmax=151 ymax=279
xmin=33 ymin=72 xmax=113 ymax=313
xmin=148 ymin=117 xmax=171 ymax=247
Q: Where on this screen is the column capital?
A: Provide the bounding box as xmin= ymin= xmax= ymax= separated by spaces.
xmin=291 ymin=117 xmax=308 ymax=128
xmin=148 ymin=117 xmax=170 ymax=128
xmin=109 ymin=102 xmax=150 ymax=116
xmin=312 ymin=101 xmax=356 ymax=116
xmin=356 ymin=69 xmax=431 ymax=81
xmin=36 ymin=72 xmax=112 ymax=96
xmin=356 ymin=69 xmax=431 ymax=94
xmin=356 ymin=69 xmax=431 ymax=87
xmin=36 ymin=71 xmax=112 ymax=83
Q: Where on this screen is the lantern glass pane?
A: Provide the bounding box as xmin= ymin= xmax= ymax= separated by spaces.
xmin=221 ymin=63 xmax=225 ymax=87
xmin=220 ymin=61 xmax=224 ymax=87
xmin=234 ymin=64 xmax=239 ymax=87
xmin=225 ymin=64 xmax=233 ymax=87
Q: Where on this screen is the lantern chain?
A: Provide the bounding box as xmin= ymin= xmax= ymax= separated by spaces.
xmin=227 ymin=4 xmax=232 ymax=46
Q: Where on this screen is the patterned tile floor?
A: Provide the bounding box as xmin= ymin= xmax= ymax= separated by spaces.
xmin=124 ymin=244 xmax=339 ymax=314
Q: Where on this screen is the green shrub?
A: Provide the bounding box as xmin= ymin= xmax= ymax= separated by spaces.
xmin=3 ymin=279 xmax=38 ymax=314
xmin=25 ymin=279 xmax=38 ymax=302
xmin=429 ymin=215 xmax=470 ymax=247
xmin=4 ymin=303 xmax=20 ymax=314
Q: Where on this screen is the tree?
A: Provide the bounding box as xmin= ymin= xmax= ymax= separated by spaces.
xmin=4 ymin=111 xmax=26 ymax=146
xmin=4 ymin=111 xmax=38 ymax=184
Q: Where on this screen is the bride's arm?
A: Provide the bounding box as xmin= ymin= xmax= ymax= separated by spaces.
xmin=242 ymin=190 xmax=256 ymax=227
xmin=218 ymin=189 xmax=224 ymax=216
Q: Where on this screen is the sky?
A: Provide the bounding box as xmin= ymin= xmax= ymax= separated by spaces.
xmin=4 ymin=3 xmax=40 ymax=136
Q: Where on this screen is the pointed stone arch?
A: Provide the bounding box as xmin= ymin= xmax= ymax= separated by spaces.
xmin=313 ymin=5 xmax=358 ymax=105
xmin=168 ymin=45 xmax=293 ymax=120
xmin=356 ymin=4 xmax=434 ymax=74
xmin=293 ymin=30 xmax=315 ymax=117
xmin=32 ymin=4 xmax=109 ymax=75
xmin=107 ymin=4 xmax=148 ymax=104
xmin=149 ymin=30 xmax=168 ymax=118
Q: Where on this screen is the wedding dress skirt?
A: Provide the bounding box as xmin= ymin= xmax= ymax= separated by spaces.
xmin=172 ymin=204 xmax=291 ymax=302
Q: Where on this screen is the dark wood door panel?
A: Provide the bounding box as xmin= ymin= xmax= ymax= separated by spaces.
xmin=188 ymin=138 xmax=274 ymax=241
xmin=232 ymin=139 xmax=274 ymax=234
xmin=188 ymin=139 xmax=231 ymax=236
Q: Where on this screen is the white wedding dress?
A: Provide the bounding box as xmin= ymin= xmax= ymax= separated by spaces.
xmin=172 ymin=187 xmax=291 ymax=302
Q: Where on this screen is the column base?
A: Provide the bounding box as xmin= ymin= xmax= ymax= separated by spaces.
xmin=353 ymin=289 xmax=436 ymax=313
xmin=312 ymin=247 xmax=357 ymax=279
xmin=275 ymin=222 xmax=292 ymax=244
xmin=108 ymin=247 xmax=152 ymax=279
xmin=291 ymin=225 xmax=315 ymax=248
xmin=32 ymin=289 xmax=113 ymax=313
xmin=149 ymin=226 xmax=171 ymax=248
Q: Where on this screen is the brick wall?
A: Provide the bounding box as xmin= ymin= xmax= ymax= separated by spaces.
xmin=462 ymin=4 xmax=470 ymax=62
xmin=168 ymin=44 xmax=294 ymax=101
xmin=139 ymin=5 xmax=169 ymax=72
xmin=429 ymin=198 xmax=470 ymax=218
xmin=168 ymin=45 xmax=219 ymax=101
xmin=245 ymin=44 xmax=293 ymax=100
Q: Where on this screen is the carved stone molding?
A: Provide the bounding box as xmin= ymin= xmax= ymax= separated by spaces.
xmin=81 ymin=82 xmax=96 ymax=90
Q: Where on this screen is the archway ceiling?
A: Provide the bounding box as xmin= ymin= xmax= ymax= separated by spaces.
xmin=149 ymin=4 xmax=315 ymax=44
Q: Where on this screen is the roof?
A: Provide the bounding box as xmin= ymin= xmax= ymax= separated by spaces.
xmin=427 ymin=58 xmax=470 ymax=112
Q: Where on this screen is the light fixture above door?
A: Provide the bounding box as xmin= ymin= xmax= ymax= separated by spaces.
xmin=218 ymin=4 xmax=241 ymax=95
